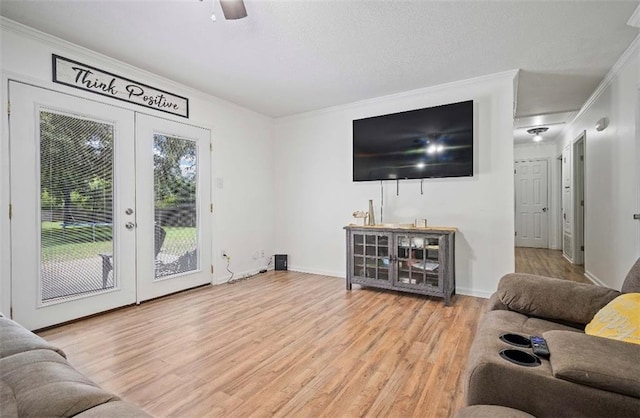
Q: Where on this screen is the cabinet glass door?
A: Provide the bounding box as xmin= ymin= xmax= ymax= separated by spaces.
xmin=395 ymin=234 xmax=443 ymax=291
xmin=352 ymin=233 xmax=391 ymax=283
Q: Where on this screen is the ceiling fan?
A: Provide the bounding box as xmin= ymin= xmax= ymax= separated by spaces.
xmin=202 ymin=0 xmax=248 ymax=21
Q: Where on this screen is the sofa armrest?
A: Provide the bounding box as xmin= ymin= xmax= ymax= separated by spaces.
xmin=544 ymin=330 xmax=640 ymax=398
xmin=486 ymin=292 xmax=508 ymax=312
xmin=497 ymin=273 xmax=620 ymax=326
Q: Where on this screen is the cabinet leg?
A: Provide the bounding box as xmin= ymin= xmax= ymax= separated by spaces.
xmin=346 ymin=279 xmax=352 ymax=290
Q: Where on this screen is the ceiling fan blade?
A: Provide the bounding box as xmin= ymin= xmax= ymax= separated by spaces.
xmin=220 ymin=0 xmax=247 ymax=20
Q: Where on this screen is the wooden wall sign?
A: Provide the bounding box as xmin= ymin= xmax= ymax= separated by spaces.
xmin=52 ymin=54 xmax=189 ymax=118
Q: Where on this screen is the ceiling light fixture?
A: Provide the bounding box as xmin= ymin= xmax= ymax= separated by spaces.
xmin=201 ymin=0 xmax=247 ymax=21
xmin=527 ymin=127 xmax=549 ymax=142
xmin=220 ymin=0 xmax=247 ymax=19
xmin=595 ymin=117 xmax=609 ymax=132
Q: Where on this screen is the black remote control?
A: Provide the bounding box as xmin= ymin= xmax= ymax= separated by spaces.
xmin=530 ymin=336 xmax=550 ymax=358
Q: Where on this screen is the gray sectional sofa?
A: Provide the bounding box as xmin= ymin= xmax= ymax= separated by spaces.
xmin=0 ymin=315 xmax=150 ymax=418
xmin=463 ymin=259 xmax=640 ymax=417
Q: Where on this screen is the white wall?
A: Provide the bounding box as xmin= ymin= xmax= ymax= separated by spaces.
xmin=514 ymin=142 xmax=561 ymax=249
xmin=0 ymin=19 xmax=276 ymax=314
xmin=557 ymin=35 xmax=640 ymax=289
xmin=273 ymin=72 xmax=517 ymax=298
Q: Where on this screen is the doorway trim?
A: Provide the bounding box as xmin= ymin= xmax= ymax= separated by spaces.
xmin=572 ymin=132 xmax=586 ymax=265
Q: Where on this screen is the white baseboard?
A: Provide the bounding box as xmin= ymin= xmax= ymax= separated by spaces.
xmin=212 ymin=266 xmax=272 ymax=285
xmin=288 ymin=265 xmax=345 ymax=279
xmin=584 ymin=270 xmax=606 ymax=286
xmin=456 ymin=287 xmax=493 ymax=299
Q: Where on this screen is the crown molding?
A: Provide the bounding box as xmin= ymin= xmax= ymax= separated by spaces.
xmin=275 ymin=69 xmax=519 ymax=124
xmin=627 ymin=4 xmax=640 ymax=28
xmin=561 ymin=33 xmax=640 ymax=132
xmin=0 ymin=17 xmax=270 ymax=121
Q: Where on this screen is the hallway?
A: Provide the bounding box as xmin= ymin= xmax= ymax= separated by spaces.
xmin=515 ymin=247 xmax=590 ymax=284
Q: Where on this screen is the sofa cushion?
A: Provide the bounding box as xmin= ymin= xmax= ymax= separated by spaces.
xmin=0 ymin=379 xmax=18 ymax=418
xmin=0 ymin=316 xmax=66 ymax=359
xmin=0 ymin=349 xmax=118 ymax=417
xmin=455 ymin=405 xmax=535 ymax=418
xmin=545 ymin=330 xmax=640 ymax=398
xmin=585 ymin=293 xmax=640 ymax=344
xmin=75 ymin=400 xmax=151 ymax=417
xmin=497 ymin=273 xmax=620 ymax=326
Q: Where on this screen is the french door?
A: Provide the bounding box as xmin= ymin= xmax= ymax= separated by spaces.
xmin=9 ymin=82 xmax=211 ymax=330
xmin=135 ymin=114 xmax=211 ymax=301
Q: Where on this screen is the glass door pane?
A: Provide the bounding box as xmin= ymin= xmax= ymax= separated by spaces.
xmin=395 ymin=234 xmax=442 ymax=289
xmin=153 ymin=134 xmax=198 ymax=279
xmin=352 ymin=233 xmax=391 ymax=282
xmin=40 ymin=111 xmax=115 ymax=302
xmin=135 ymin=113 xmax=211 ymax=302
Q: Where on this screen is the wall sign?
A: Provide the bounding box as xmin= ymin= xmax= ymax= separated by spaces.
xmin=52 ymin=54 xmax=189 ymax=118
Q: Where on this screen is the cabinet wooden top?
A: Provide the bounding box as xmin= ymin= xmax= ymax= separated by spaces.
xmin=344 ymin=224 xmax=457 ymax=233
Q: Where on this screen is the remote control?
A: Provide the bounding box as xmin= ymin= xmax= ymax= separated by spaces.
xmin=530 ymin=336 xmax=550 ymax=358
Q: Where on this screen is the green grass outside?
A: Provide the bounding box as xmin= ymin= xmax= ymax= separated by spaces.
xmin=41 ymin=221 xmax=196 ymax=262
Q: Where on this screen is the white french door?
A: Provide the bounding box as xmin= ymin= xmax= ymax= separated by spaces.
xmin=135 ymin=114 xmax=211 ymax=302
xmin=9 ymin=82 xmax=211 ymax=330
xmin=515 ymin=159 xmax=549 ymax=248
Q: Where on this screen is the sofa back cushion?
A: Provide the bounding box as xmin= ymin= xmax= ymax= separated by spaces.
xmin=622 ymin=258 xmax=640 ymax=294
xmin=497 ymin=274 xmax=620 ymax=326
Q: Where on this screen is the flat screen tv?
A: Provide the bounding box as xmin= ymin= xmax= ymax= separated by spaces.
xmin=353 ymin=100 xmax=474 ymax=181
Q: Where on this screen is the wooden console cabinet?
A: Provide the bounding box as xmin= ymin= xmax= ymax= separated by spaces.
xmin=345 ymin=225 xmax=456 ymax=305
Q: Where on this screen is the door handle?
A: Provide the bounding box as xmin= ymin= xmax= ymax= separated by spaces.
xmin=634 ymin=214 xmax=640 ymax=221
xmin=542 ymin=208 xmax=548 ymax=212
xmin=125 ymin=208 xmax=134 ymax=215
xmin=125 ymin=222 xmax=136 ymax=230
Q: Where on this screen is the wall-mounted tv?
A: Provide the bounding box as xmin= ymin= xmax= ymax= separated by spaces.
xmin=353 ymin=100 xmax=474 ymax=182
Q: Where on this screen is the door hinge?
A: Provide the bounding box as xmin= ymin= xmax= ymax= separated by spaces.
xmin=210 ymin=143 xmax=213 ymax=152
xmin=581 ymin=245 xmax=584 ymax=251
xmin=210 ymin=204 xmax=214 ymax=213
xmin=210 ymin=265 xmax=214 ymax=274
xmin=515 ymin=231 xmax=517 ymax=236
xmin=8 ymin=204 xmax=12 ymax=220
xmin=581 ymin=200 xmax=584 ymax=206
xmin=7 ymin=100 xmax=10 ymax=116
xmin=580 ymin=155 xmax=584 ymax=161
xmin=10 ymin=306 xmax=13 ymax=318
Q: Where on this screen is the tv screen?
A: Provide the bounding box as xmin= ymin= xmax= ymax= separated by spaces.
xmin=353 ymin=100 xmax=474 ymax=181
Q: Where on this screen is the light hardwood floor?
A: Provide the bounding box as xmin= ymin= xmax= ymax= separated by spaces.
xmin=515 ymin=247 xmax=590 ymax=283
xmin=39 ymin=272 xmax=487 ymax=417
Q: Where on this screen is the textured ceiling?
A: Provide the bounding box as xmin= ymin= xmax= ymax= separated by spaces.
xmin=1 ymin=0 xmax=638 ymax=118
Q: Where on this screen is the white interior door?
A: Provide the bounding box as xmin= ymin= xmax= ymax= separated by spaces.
xmin=135 ymin=113 xmax=211 ymax=302
xmin=515 ymin=159 xmax=549 ymax=248
xmin=10 ymin=82 xmax=137 ymax=330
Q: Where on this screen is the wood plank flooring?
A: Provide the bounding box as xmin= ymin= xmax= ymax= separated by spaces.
xmin=515 ymin=247 xmax=589 ymax=284
xmin=38 ymin=272 xmax=486 ymax=418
